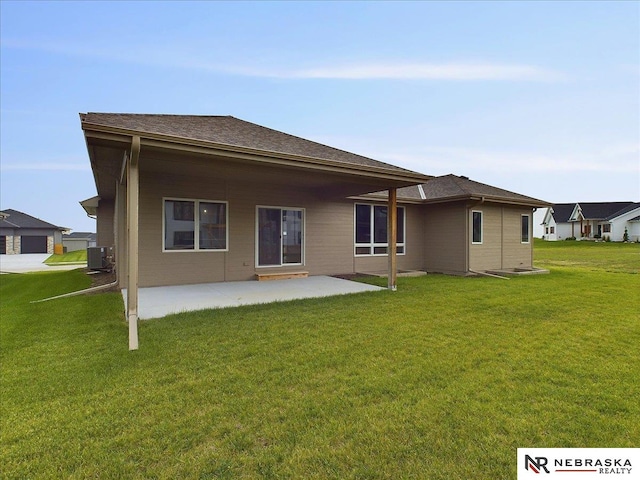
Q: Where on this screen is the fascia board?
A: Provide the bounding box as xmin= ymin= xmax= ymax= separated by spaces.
xmin=81 ymin=121 xmax=432 ymax=185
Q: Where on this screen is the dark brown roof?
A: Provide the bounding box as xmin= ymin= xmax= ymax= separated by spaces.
xmin=80 ymin=113 xmax=417 ymax=174
xmin=364 ymin=174 xmax=548 ymax=206
xmin=419 ymin=175 xmax=547 ymax=205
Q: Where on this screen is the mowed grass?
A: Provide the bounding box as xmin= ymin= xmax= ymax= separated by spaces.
xmin=44 ymin=249 xmax=87 ymax=265
xmin=1 ymin=241 xmax=639 ymax=479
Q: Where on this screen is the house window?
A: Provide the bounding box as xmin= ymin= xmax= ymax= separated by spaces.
xmin=163 ymin=198 xmax=228 ymax=251
xmin=603 ymin=224 xmax=611 ymax=233
xmin=257 ymin=207 xmax=304 ymax=266
xmin=550 ymin=226 xmax=555 ymax=234
xmin=521 ymin=214 xmax=530 ymax=243
xmin=354 ymin=204 xmax=405 ymax=256
xmin=472 ymin=211 xmax=483 ymax=244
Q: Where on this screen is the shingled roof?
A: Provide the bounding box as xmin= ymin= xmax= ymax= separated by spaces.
xmin=575 ymin=202 xmax=635 ymax=220
xmin=0 ymin=209 xmax=65 ymax=230
xmin=80 ymin=113 xmax=417 ymax=174
xmin=548 ymin=203 xmax=576 ymax=223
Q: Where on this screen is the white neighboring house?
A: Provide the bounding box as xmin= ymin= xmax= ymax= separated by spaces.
xmin=541 ymin=204 xmax=575 ymax=241
xmin=542 ymin=202 xmax=639 ymax=241
xmin=603 ymin=203 xmax=640 ymax=242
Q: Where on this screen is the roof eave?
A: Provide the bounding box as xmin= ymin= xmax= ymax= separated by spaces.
xmin=81 ymin=120 xmax=431 ymax=186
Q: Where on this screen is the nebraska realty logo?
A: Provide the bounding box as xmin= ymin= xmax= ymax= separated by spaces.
xmin=517 ymin=449 xmax=639 ymax=479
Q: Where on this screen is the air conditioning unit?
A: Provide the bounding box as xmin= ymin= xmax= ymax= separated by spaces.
xmin=87 ymin=246 xmax=113 ymax=271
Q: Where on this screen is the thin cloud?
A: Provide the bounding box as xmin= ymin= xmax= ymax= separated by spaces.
xmin=285 ymin=63 xmax=564 ymax=81
xmin=380 ymin=144 xmax=639 ymax=175
xmin=2 ymin=38 xmax=564 ymax=82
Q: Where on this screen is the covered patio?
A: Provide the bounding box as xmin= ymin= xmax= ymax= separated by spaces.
xmin=122 ymin=275 xmax=384 ymax=320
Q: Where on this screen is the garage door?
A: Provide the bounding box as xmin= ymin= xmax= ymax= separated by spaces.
xmin=21 ymin=236 xmax=48 ymax=253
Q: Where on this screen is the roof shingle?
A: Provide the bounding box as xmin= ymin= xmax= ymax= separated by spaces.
xmin=80 ymin=113 xmax=416 ymax=174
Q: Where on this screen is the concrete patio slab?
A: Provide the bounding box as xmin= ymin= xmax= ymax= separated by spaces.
xmin=123 ymin=275 xmax=384 ymax=320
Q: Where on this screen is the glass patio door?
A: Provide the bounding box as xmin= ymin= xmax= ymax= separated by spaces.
xmin=257 ymin=207 xmax=303 ymax=266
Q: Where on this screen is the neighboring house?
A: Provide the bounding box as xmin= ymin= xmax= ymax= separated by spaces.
xmin=0 ymin=209 xmax=67 ymax=254
xmin=541 ymin=202 xmax=638 ymax=241
xmin=79 ymin=113 xmax=548 ymax=336
xmin=63 ymin=232 xmax=97 ymax=252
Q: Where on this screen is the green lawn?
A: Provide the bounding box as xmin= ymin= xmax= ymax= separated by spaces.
xmin=44 ymin=249 xmax=87 ymax=265
xmin=1 ymin=241 xmax=639 ymax=479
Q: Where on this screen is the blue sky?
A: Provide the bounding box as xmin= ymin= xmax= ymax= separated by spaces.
xmin=1 ymin=1 xmax=638 ymax=234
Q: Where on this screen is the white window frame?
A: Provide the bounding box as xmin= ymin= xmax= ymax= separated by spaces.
xmin=521 ymin=214 xmax=531 ymax=244
xmin=354 ymin=203 xmax=406 ymax=257
xmin=255 ymin=205 xmax=306 ymax=268
xmin=162 ymin=197 xmax=229 ymax=252
xmin=471 ymin=210 xmax=483 ymax=245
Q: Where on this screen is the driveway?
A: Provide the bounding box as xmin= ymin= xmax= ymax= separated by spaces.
xmin=0 ymin=254 xmax=85 ymax=273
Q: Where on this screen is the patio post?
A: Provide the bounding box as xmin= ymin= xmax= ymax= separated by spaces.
xmin=387 ymin=187 xmax=397 ymax=291
xmin=127 ymin=136 xmax=140 ymax=350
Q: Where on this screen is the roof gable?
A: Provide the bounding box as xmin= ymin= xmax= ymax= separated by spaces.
xmin=0 ymin=209 xmax=64 ymax=230
xmin=548 ymin=203 xmax=576 ymax=223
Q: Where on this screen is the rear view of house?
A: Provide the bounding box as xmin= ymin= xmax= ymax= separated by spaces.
xmin=79 ymin=113 xmax=548 ymax=348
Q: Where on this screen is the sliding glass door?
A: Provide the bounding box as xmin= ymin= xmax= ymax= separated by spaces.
xmin=257 ymin=207 xmax=304 ymax=266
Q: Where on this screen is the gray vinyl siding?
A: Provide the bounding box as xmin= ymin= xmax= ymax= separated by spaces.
xmin=422 ymin=203 xmax=467 ymax=274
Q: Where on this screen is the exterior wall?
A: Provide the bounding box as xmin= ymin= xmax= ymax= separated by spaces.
xmin=543 ymin=216 xmax=558 ymax=241
xmin=422 ymin=203 xmax=467 ymax=274
xmin=555 ymin=222 xmax=574 ymax=240
xmin=353 ymin=203 xmax=425 ymax=275
xmin=609 ymin=207 xmax=640 ymax=241
xmin=131 ymin=154 xmax=426 ymax=288
xmin=96 ymin=199 xmax=115 ymax=248
xmin=628 ymin=222 xmax=640 ymax=242
xmin=469 ymin=204 xmax=534 ymax=272
xmin=64 ymin=239 xmax=89 ymax=252
xmin=0 ymin=229 xmax=16 ymax=254
xmin=500 ymin=207 xmax=534 ymax=270
xmin=106 ymin=149 xmax=542 ymax=286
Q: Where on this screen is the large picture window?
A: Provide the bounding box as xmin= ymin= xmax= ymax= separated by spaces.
xmin=354 ymin=204 xmax=405 ymax=256
xmin=164 ymin=198 xmax=228 ymax=251
xmin=521 ymin=214 xmax=530 ymax=243
xmin=472 ymin=211 xmax=483 ymax=244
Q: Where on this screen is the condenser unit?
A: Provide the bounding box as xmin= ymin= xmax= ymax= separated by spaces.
xmin=87 ymin=246 xmax=113 ymax=271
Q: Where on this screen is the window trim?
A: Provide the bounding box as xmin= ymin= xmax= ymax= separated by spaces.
xmin=255 ymin=205 xmax=306 ymax=268
xmin=354 ymin=203 xmax=406 ymax=257
xmin=471 ymin=210 xmax=483 ymax=244
xmin=521 ymin=214 xmax=531 ymax=244
xmin=162 ymin=197 xmax=229 ymax=252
